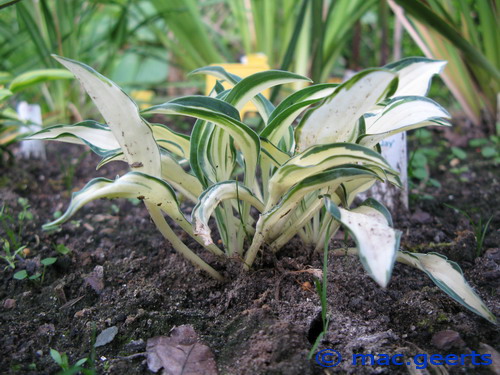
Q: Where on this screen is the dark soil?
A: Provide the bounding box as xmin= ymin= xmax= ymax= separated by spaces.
xmin=0 ymin=132 xmax=498 ymax=375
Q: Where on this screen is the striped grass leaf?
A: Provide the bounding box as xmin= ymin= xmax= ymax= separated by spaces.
xmin=0 ymin=88 xmax=12 ymax=102
xmin=393 ymin=0 xmax=499 ymax=81
xmin=8 ymin=69 xmax=74 ymax=93
xmin=295 ymin=69 xmax=398 ymax=151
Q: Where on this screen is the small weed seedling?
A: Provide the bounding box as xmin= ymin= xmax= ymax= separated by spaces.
xmin=54 ymin=243 xmax=71 ymax=255
xmin=57 ymin=150 xmax=90 ymax=194
xmin=14 ymin=257 xmax=57 ymax=284
xmin=469 ymin=134 xmax=500 ymax=161
xmin=0 ymin=197 xmax=33 ymax=250
xmin=0 ymin=239 xmax=26 ymax=269
xmin=308 ymin=226 xmax=331 ymax=359
xmin=444 ymin=204 xmax=494 ymax=257
xmin=50 ymin=348 xmax=93 ymax=375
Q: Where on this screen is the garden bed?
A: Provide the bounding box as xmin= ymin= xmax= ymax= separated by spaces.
xmin=0 ymin=130 xmax=498 ymax=374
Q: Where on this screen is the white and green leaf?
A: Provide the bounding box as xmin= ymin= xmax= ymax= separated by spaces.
xmin=359 ymin=96 xmax=451 ymax=148
xmin=244 ymin=167 xmax=378 ymax=268
xmin=191 ymin=65 xmax=275 ymax=121
xmin=267 ymin=143 xmax=397 ymax=208
xmin=143 ymin=96 xmax=260 ymax=189
xmin=42 ymin=171 xmax=224 ymax=261
xmin=295 ymin=69 xmax=398 ymax=151
xmin=397 ymin=251 xmax=497 ymax=324
xmin=325 ymin=197 xmax=400 ymax=288
xmin=385 ymin=57 xmax=447 ymax=97
xmin=43 ymin=172 xmax=185 ymax=230
xmin=261 ymin=83 xmax=337 ymax=147
xmin=225 ymin=70 xmax=311 ymax=113
xmin=151 ymin=123 xmax=190 ymax=159
xmin=192 ymin=181 xmax=264 ymax=246
xmin=53 ymin=55 xmax=161 ymax=177
xmin=27 ymin=121 xmax=120 ymax=157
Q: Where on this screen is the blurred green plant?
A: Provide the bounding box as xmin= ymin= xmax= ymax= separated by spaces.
xmin=143 ymin=0 xmax=379 ymax=93
xmin=0 ymin=0 xmax=169 ymax=124
xmin=0 ymin=69 xmax=77 ymax=163
xmin=469 ymin=132 xmax=500 ymax=162
xmin=389 ymin=0 xmax=499 ymax=129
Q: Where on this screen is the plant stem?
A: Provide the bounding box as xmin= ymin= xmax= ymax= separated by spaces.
xmin=146 ymin=203 xmax=224 ymax=281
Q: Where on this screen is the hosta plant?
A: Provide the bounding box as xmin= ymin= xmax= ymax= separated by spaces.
xmin=29 ymin=55 xmax=496 ymax=323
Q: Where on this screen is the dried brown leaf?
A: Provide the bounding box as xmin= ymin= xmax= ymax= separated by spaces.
xmin=147 ymin=325 xmax=218 ymax=375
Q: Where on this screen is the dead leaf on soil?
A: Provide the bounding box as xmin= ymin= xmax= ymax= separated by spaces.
xmin=84 ymin=265 xmax=104 ymax=294
xmin=147 ymin=325 xmax=218 ymax=375
xmin=95 ymin=326 xmax=119 ymax=348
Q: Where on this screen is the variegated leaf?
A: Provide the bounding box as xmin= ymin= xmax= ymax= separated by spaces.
xmin=151 ymin=123 xmax=190 ymax=159
xmin=385 ymin=57 xmax=447 ymax=97
xmin=244 ymin=168 xmax=378 ymax=268
xmin=192 ymin=181 xmax=264 ymax=245
xmin=26 ymin=121 xmax=120 ymax=157
xmin=267 ymin=143 xmax=397 ymax=209
xmin=359 ymin=96 xmax=451 ymax=148
xmin=225 ymin=70 xmax=311 ymax=112
xmin=397 ymin=252 xmax=497 ymax=324
xmin=53 ymin=55 xmax=161 ymax=177
xmin=42 ymin=172 xmax=185 ymax=230
xmin=143 ymin=96 xmax=260 ymax=189
xmin=191 ymin=65 xmax=275 ymax=121
xmin=295 ymin=69 xmax=398 ymax=151
xmin=325 ymin=197 xmax=400 ymax=288
xmin=261 ymin=83 xmax=337 ymax=147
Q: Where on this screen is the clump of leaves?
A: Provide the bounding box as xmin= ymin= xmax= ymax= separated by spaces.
xmin=0 ymin=239 xmax=26 ymax=270
xmin=29 ymin=55 xmax=496 ymax=323
xmin=13 ymin=256 xmax=56 ymax=284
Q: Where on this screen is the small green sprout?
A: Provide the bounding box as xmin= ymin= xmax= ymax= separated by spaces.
xmin=0 ymin=240 xmax=26 ymax=269
xmin=14 ymin=257 xmax=57 ymax=284
xmin=50 ymin=348 xmax=88 ymax=374
xmin=444 ymin=204 xmax=494 ymax=257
